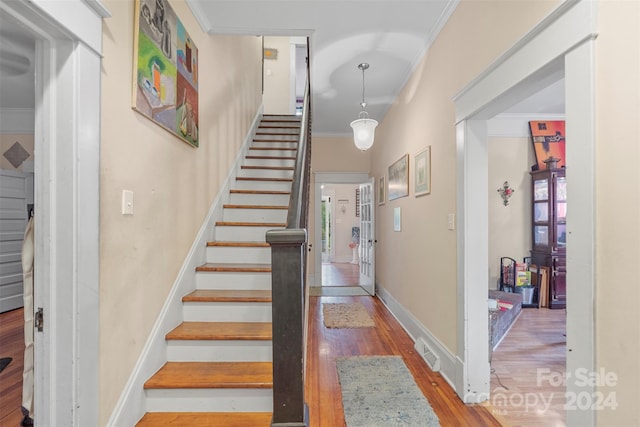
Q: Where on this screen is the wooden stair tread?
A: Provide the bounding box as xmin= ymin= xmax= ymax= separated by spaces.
xmin=253 ymin=142 xmax=298 ymax=145
xmin=258 ymin=125 xmax=300 ymax=129
xmin=236 ymin=177 xmax=293 ymax=182
xmin=245 ymin=155 xmax=296 ymax=160
xmin=183 ymin=289 xmax=271 ymax=303
xmin=223 ymin=204 xmax=288 ymax=210
xmin=255 ymin=132 xmax=300 ymax=136
xmin=249 ymin=146 xmax=298 ymax=151
xmin=230 ymin=189 xmax=291 ymax=195
xmin=196 ymin=262 xmax=272 ymax=272
xmin=241 ymin=165 xmax=295 ymax=170
xmin=144 ymin=361 xmax=273 ymax=389
xmin=214 ymin=221 xmax=285 ymax=227
xmin=207 ymin=241 xmax=270 ymax=247
xmin=136 ymin=412 xmax=272 ymax=426
xmin=167 ymin=322 xmax=272 ymax=341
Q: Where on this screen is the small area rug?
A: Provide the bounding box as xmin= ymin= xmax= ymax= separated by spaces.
xmin=310 ymin=286 xmax=369 ymax=297
xmin=323 ymin=302 xmax=375 ymax=328
xmin=337 ymin=356 xmax=441 ymax=426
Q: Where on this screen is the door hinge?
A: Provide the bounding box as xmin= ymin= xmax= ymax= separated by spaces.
xmin=35 ymin=307 xmax=44 ymax=332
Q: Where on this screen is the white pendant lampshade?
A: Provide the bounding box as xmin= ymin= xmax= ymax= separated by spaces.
xmin=351 ymin=62 xmax=377 ymax=151
xmin=351 ymin=113 xmax=378 ymax=151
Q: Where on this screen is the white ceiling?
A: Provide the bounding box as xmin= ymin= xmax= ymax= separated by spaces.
xmin=0 ymin=1 xmax=564 ymax=132
xmin=0 ymin=12 xmax=35 ymax=110
xmin=187 ymin=0 xmax=564 ymax=136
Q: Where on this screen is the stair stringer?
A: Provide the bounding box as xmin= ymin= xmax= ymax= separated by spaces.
xmin=106 ymin=107 xmax=264 ymax=427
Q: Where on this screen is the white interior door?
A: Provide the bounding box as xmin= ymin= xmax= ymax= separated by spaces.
xmin=0 ymin=169 xmax=29 ymax=313
xmin=358 ymin=179 xmax=375 ymax=295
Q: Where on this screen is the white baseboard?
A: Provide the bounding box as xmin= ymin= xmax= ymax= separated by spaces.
xmin=376 ymin=286 xmax=460 ymax=394
xmin=107 ymin=108 xmax=263 ymax=427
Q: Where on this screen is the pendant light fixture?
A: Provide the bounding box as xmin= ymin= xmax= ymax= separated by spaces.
xmin=350 ymin=63 xmax=378 ymax=151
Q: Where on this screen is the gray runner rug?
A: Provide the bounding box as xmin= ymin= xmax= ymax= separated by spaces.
xmin=337 ymin=356 xmax=441 ymax=426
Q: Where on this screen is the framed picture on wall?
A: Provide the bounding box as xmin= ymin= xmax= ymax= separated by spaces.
xmin=388 ymin=154 xmax=409 ymax=201
xmin=378 ymin=175 xmax=385 ymax=205
xmin=529 ymin=120 xmax=565 ymax=170
xmin=414 ymin=146 xmax=431 ymax=197
xmin=132 ymin=0 xmax=199 ymax=147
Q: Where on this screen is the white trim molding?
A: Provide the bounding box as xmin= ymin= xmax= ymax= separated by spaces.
xmin=0 ymin=108 xmax=35 ymax=134
xmin=454 ymin=2 xmax=596 ymax=426
xmin=376 ymin=286 xmax=458 ymax=390
xmin=487 ymin=113 xmax=566 ymax=138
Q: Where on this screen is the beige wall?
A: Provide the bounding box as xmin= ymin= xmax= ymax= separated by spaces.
xmin=488 ymin=137 xmax=535 ymax=288
xmin=596 ymin=1 xmax=640 ymax=425
xmin=369 ymin=0 xmax=559 ymax=354
xmin=263 ymin=36 xmax=292 ymax=114
xmin=99 ymin=1 xmax=263 ymax=424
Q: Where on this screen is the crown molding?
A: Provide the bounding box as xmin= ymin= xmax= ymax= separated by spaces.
xmin=0 ymin=108 xmax=34 ymax=134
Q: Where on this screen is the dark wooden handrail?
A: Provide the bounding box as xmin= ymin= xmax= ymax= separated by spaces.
xmin=266 ymin=40 xmax=311 ymax=427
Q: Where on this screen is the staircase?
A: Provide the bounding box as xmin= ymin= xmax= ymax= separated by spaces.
xmin=136 ymin=115 xmax=301 ymax=426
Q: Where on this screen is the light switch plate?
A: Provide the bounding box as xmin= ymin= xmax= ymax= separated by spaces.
xmin=122 ymin=190 xmax=134 ymax=215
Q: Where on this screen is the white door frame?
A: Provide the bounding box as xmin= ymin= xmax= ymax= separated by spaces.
xmin=454 ymin=2 xmax=596 ymax=426
xmin=312 ymin=172 xmax=370 ymax=286
xmin=0 ymin=0 xmax=107 ymax=425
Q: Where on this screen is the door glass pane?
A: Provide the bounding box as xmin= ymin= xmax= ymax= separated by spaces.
xmin=534 ymin=179 xmax=548 ymax=200
xmin=557 ymin=202 xmax=567 ymax=222
xmin=534 ymin=202 xmax=548 ymax=222
xmin=534 ymin=226 xmax=549 ymax=246
xmin=557 ymin=224 xmax=567 ymax=247
xmin=556 ymin=177 xmax=566 ymax=201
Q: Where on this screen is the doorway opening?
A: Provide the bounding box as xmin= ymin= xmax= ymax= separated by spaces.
xmin=455 ymin=3 xmax=595 ymax=426
xmin=313 ymin=172 xmax=372 ymax=295
xmin=320 ymin=183 xmax=359 ymax=287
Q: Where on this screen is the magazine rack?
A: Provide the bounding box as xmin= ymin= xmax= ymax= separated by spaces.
xmin=499 ymin=256 xmax=517 ymax=293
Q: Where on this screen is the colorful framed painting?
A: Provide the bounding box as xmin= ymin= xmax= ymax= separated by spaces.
xmin=388 ymin=154 xmax=409 ymax=201
xmin=414 ymin=146 xmax=431 ymax=197
xmin=378 ymin=175 xmax=385 ymax=205
xmin=133 ymin=0 xmax=199 ymax=147
xmin=529 ymin=120 xmax=565 ymax=170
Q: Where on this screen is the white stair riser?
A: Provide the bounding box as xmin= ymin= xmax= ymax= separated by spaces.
xmin=228 ymin=193 xmax=290 ymax=206
xmin=183 ymin=302 xmax=272 ymax=322
xmin=195 ymin=272 xmax=272 ymax=290
xmin=206 ymin=246 xmax=271 ymax=264
xmin=248 ymin=149 xmax=297 ymax=157
xmin=214 ymin=225 xmax=283 ymax=242
xmin=222 ymin=208 xmax=288 ymax=223
xmin=253 ymin=136 xmax=298 ymax=143
xmin=251 ymin=141 xmax=298 ymax=148
xmin=145 ymin=388 xmax=272 ymax=412
xmin=243 ymin=158 xmax=296 ymax=168
xmin=238 ymin=169 xmax=293 ymax=179
xmin=233 ymin=180 xmax=292 ymax=192
xmin=166 ymin=340 xmax=272 ymax=362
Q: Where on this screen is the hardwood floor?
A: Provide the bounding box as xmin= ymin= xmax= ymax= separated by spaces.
xmin=321 ymin=262 xmax=359 ymax=287
xmin=0 ymin=308 xmax=24 ymax=427
xmin=0 ymin=298 xmax=566 ymax=427
xmin=488 ymin=308 xmax=567 ymax=426
xmin=305 ymin=295 xmax=501 ymax=426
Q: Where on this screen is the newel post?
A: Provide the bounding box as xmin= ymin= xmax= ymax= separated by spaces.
xmin=266 ymin=228 xmax=309 ymax=427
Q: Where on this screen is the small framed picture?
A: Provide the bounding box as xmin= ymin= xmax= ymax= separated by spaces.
xmin=388 ymin=154 xmax=409 ymax=201
xmin=378 ymin=175 xmax=385 ymax=205
xmin=414 ymin=146 xmax=431 ymax=197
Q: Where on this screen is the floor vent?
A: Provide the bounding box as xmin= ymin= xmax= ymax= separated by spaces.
xmin=414 ymin=337 xmax=440 ymax=372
